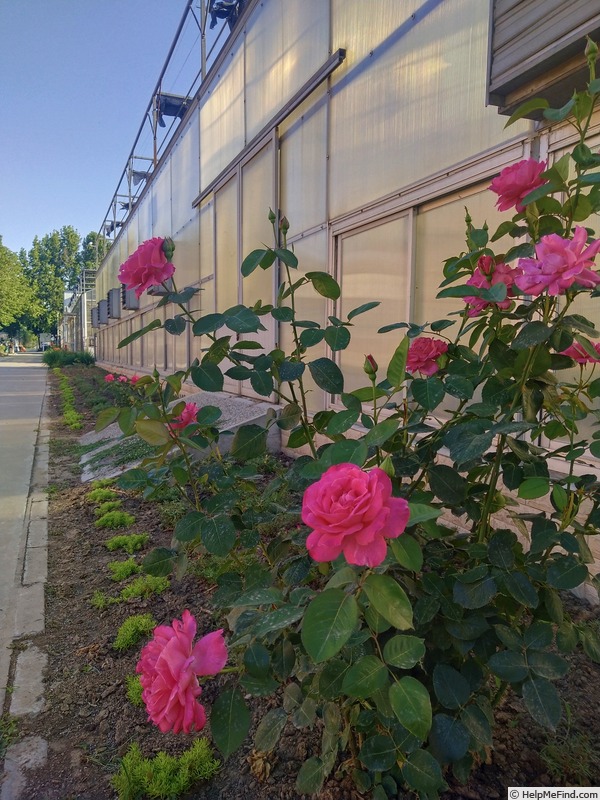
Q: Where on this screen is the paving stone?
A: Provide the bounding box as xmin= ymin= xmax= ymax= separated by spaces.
xmin=27 ymin=519 xmax=47 ymax=549
xmin=9 ymin=645 xmax=47 ymax=716
xmin=29 ymin=498 xmax=47 ymax=520
xmin=23 ymin=546 xmax=47 ymax=585
xmin=13 ymin=584 xmax=44 ymax=638
xmin=1 ymin=736 xmax=48 ymax=800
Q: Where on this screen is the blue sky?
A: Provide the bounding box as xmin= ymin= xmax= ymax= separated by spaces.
xmin=0 ymin=0 xmax=192 ymax=255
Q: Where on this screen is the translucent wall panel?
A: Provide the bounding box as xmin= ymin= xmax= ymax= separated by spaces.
xmin=141 ymin=312 xmax=155 ymax=370
xmin=174 ymin=321 xmax=189 ymax=371
xmin=240 ymin=143 xmax=276 ymax=398
xmin=279 ymin=86 xmax=328 ymax=236
xmin=338 ymin=215 xmax=411 ymax=393
xmin=132 ymin=318 xmax=142 ymax=368
xmin=152 ymin=164 xmax=172 ymax=238
xmin=279 ymin=230 xmax=328 ymax=413
xmin=172 ymin=217 xmax=200 ymax=289
xmin=126 ymin=221 xmax=138 ymax=261
xmin=199 ymin=197 xmax=215 ymax=285
xmin=215 ymin=175 xmax=240 ymax=394
xmin=137 ymin=194 xmax=153 ymax=243
xmin=200 ymin=40 xmax=245 ymax=190
xmin=414 ymin=184 xmax=510 ymax=326
xmin=171 ymin=115 xmax=200 ymax=235
xmin=215 ymin=176 xmax=239 ymax=312
xmin=329 ymin=0 xmax=530 ymax=218
xmin=245 ymin=0 xmax=330 ymax=140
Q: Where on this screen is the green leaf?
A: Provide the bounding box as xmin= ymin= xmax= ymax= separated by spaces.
xmin=250 ymin=370 xmax=273 ymax=397
xmin=433 ymin=664 xmax=471 ymax=710
xmin=192 ymin=313 xmax=226 ymax=335
xmin=301 ymin=589 xmax=359 ymax=663
xmin=411 ymin=377 xmax=445 ymax=411
xmin=278 ymin=360 xmax=305 ymax=384
xmin=230 ymin=424 xmax=268 ymax=460
xmin=271 ymin=305 xmax=294 ymax=322
xmin=522 ymin=677 xmax=561 ymax=730
xmin=254 ymin=708 xmax=287 ymax=753
xmin=402 ymin=749 xmax=444 ymax=795
xmin=429 ymin=714 xmax=470 ymax=763
xmin=341 ymin=655 xmax=388 ymax=699
xmin=546 ymin=556 xmax=588 ymax=590
xmin=326 ymin=409 xmax=360 ymax=435
xmin=543 ymin=97 xmax=576 ymax=122
xmin=324 ymin=325 xmax=351 ymax=351
xmin=428 ymin=464 xmax=467 ymax=503
xmin=383 ymin=635 xmax=425 ymax=669
xmin=241 ymin=248 xmax=270 ymax=277
xmin=191 ymin=363 xmax=224 ymax=392
xmin=518 ymin=477 xmax=550 ymax=499
xmin=406 ymin=504 xmax=441 ymax=527
xmin=116 ymin=468 xmax=148 ymax=490
xmin=363 ymin=574 xmax=413 ymax=630
xmin=511 ymin=321 xmax=552 ymax=350
xmin=95 ymin=406 xmax=120 ymax=432
xmin=199 ymin=515 xmax=236 ymax=557
xmin=453 ymin=575 xmax=497 ymax=609
xmin=389 ymin=675 xmax=432 ymax=742
xmin=277 ymin=403 xmax=302 ymax=430
xmin=320 ymin=438 xmax=368 ymax=468
xmin=253 ymin=606 xmax=304 ymax=636
xmin=487 ymin=530 xmax=517 ymax=570
xmin=142 ymin=547 xmax=177 ymax=577
xmin=174 ymin=511 xmax=205 ymax=543
xmin=504 ymin=97 xmax=549 ymax=126
xmin=243 ymin=643 xmax=271 ymax=678
xmin=299 ymin=328 xmax=325 ymax=347
xmin=444 ymin=422 xmax=493 ymax=464
xmin=527 ymin=651 xmax=569 ymax=680
xmin=224 ymin=305 xmax=263 ymax=334
xmin=306 ymin=271 xmax=340 ymax=299
xmin=135 ymin=418 xmax=171 ymax=445
xmin=488 ymin=650 xmax=529 ymax=682
xmin=461 ymin=704 xmax=492 ymax=747
xmin=359 ymin=735 xmax=397 ymax=772
xmin=196 ymin=405 xmax=222 ymax=426
xmin=308 ymin=358 xmax=344 ymax=394
xmin=445 ymin=374 xmax=474 ymax=400
xmin=348 ymin=301 xmax=380 ymax=320
xmin=274 ymin=248 xmax=298 ymax=268
xmin=364 ymin=418 xmax=399 ymax=446
xmin=386 ymin=337 xmax=409 ymax=388
xmin=505 ymin=571 xmax=540 ymax=609
xmin=164 ymin=316 xmax=186 ymax=335
xmin=390 ymin=535 xmax=423 ymax=571
xmin=295 ymin=757 xmax=325 ymax=794
xmin=118 ymin=318 xmax=162 ymax=348
xmin=211 ymin=688 xmax=251 ymax=759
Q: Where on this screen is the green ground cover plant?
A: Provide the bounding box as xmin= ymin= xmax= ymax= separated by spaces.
xmin=97 ymin=47 xmax=600 ymax=799
xmin=113 ymin=614 xmax=157 ymax=652
xmin=108 ymin=557 xmax=140 ymax=581
xmin=53 ymin=368 xmax=84 ymax=429
xmin=125 ymin=674 xmax=144 ymax=707
xmin=118 ymin=575 xmax=169 ymax=602
xmin=42 ymin=349 xmax=95 ymax=368
xmin=105 ymin=533 xmax=149 ymax=554
xmin=94 ymin=500 xmax=124 ymax=517
xmin=86 ymin=487 xmax=119 ymax=504
xmin=95 ymin=510 xmax=136 ymax=530
xmin=112 ymin=740 xmax=220 ymax=800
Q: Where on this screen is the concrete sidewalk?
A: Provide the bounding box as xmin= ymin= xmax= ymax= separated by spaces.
xmin=0 ymin=353 xmax=49 ymax=798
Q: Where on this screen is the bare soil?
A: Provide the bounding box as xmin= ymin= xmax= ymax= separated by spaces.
xmin=6 ymin=367 xmax=600 ymax=799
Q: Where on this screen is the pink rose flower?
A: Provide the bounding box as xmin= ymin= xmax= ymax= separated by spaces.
xmin=406 ymin=338 xmax=449 ymax=377
xmin=136 ymin=610 xmax=227 ymax=734
xmin=130 ymin=374 xmax=140 ymax=384
xmin=170 ymin=402 xmax=200 ymax=430
xmin=515 ymin=227 xmax=600 ymax=296
xmin=463 ymin=256 xmax=521 ymax=317
xmin=560 ymin=342 xmax=600 ymax=364
xmin=118 ymin=375 xmax=128 ymax=383
xmin=302 ymin=463 xmax=409 ymax=567
xmin=104 ymin=374 xmax=115 ymax=382
xmin=118 ymin=237 xmax=175 ymax=298
xmin=489 ymin=159 xmax=547 ymax=213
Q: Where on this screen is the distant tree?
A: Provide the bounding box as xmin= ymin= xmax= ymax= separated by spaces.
xmin=0 ymin=237 xmax=36 ymax=329
xmin=78 ymin=231 xmax=108 ymax=273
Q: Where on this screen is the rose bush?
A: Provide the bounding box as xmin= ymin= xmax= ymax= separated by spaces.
xmin=97 ymin=43 xmax=600 ymax=799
